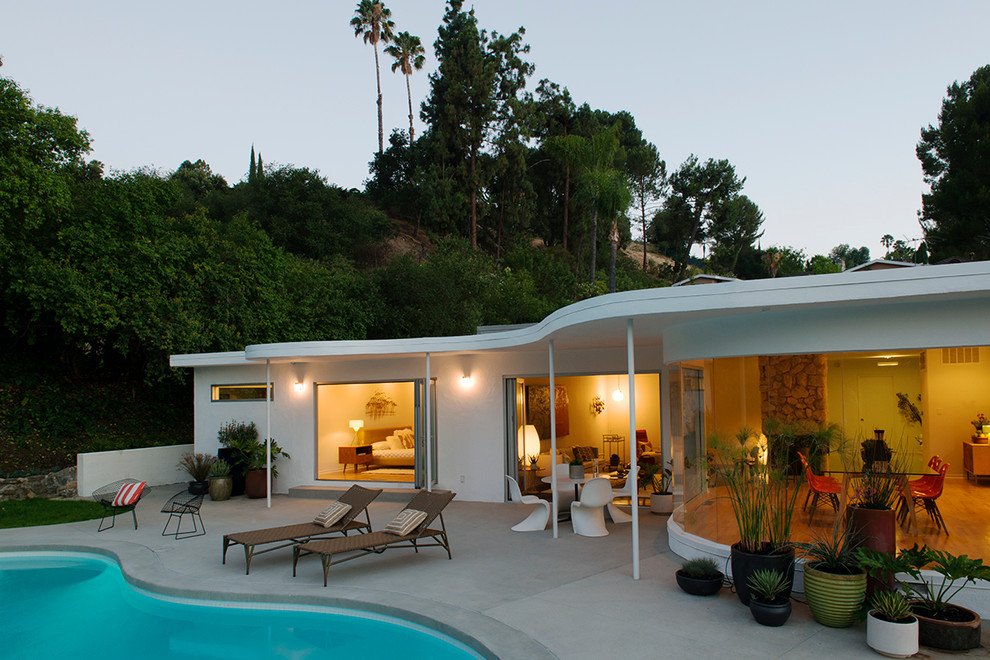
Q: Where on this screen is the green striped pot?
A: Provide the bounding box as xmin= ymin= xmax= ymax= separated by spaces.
xmin=802 ymin=565 xmax=867 ymax=628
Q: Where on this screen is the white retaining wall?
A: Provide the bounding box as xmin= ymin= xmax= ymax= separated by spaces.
xmin=77 ymin=444 xmax=194 ymax=497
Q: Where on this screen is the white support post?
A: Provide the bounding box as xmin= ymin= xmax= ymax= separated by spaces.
xmin=425 ymin=352 xmax=432 ymax=492
xmin=549 ymin=339 xmax=558 ymax=539
xmin=627 ymin=319 xmax=639 ymax=579
xmin=265 ymin=358 xmax=271 ymax=509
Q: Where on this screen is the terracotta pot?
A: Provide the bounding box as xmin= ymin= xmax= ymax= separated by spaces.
xmin=867 ymin=610 xmax=918 ymax=658
xmin=912 ymin=603 xmax=981 ymax=651
xmin=846 ymin=505 xmax=896 ymax=554
xmin=244 ymin=469 xmax=271 ymax=499
xmin=730 ymin=543 xmax=794 ymax=606
xmin=802 ymin=565 xmax=867 ymax=628
xmin=675 ymin=569 xmax=723 ymax=596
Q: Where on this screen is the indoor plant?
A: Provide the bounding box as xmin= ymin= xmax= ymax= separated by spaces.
xmin=208 ymin=459 xmax=233 ymax=501
xmin=866 ymin=589 xmax=919 ymax=658
xmin=712 ymin=424 xmax=801 ymax=605
xmin=795 ymin=520 xmax=866 ymax=628
xmin=177 ymin=452 xmax=215 ymax=495
xmin=675 ymin=557 xmax=724 ymax=596
xmin=639 ymin=459 xmax=673 ymax=514
xmin=855 ymin=544 xmax=990 ymax=651
xmin=568 ymin=456 xmax=584 ymax=480
xmin=747 ymin=568 xmax=792 ymax=626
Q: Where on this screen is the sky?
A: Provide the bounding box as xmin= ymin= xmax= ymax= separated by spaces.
xmin=3 ymin=1 xmax=988 ymax=259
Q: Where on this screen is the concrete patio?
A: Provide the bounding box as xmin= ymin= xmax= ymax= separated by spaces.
xmin=1 ymin=486 xmax=987 ymax=659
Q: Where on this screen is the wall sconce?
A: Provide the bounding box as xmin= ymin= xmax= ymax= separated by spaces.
xmin=294 ymin=381 xmax=306 ymax=393
xmin=349 ymin=419 xmax=364 ymax=445
xmin=460 ymin=373 xmax=473 ymax=387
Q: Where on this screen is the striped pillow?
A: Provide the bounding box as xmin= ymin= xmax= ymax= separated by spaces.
xmin=111 ymin=481 xmax=146 ymax=507
xmin=314 ymin=501 xmax=352 ymax=528
xmin=383 ymin=508 xmax=427 ymax=536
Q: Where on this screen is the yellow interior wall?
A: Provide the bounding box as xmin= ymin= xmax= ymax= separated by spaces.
xmin=710 ymin=356 xmax=761 ymax=438
xmin=921 ymin=348 xmax=990 ymax=477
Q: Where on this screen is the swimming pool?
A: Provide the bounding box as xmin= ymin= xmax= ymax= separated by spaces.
xmin=0 ymin=552 xmax=484 ymax=659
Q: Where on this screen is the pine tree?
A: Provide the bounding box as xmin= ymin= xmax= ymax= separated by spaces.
xmin=249 ymin=145 xmax=256 ymax=182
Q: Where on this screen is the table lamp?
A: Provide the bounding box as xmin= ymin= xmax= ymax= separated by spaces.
xmin=349 ymin=419 xmax=364 ymax=445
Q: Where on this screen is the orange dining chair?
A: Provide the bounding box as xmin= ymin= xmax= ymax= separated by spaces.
xmin=798 ymin=452 xmax=841 ymax=518
xmin=899 ymin=461 xmax=950 ymax=534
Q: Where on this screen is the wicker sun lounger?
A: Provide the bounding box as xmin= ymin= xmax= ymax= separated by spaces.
xmin=292 ymin=489 xmax=455 ymax=586
xmin=222 ymin=484 xmax=382 ymax=574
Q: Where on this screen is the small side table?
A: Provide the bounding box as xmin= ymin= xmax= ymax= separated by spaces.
xmin=339 ymin=445 xmax=373 ymax=473
xmin=519 ymin=466 xmax=544 ymax=493
xmin=161 ymin=490 xmax=205 ymax=539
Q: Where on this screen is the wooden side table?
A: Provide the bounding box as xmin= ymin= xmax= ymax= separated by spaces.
xmin=963 ymin=440 xmax=990 ymax=482
xmin=339 ymin=445 xmax=373 ymax=473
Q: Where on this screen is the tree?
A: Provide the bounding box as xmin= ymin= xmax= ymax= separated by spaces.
xmin=707 ymin=194 xmax=764 ymax=276
xmin=351 ymin=1 xmax=395 ymax=155
xmin=626 ymin=142 xmax=665 ymax=269
xmin=808 ymin=254 xmax=843 ymax=274
xmin=420 ymin=1 xmax=532 ymax=248
xmin=829 ymin=244 xmax=870 ymax=269
xmin=917 ymin=65 xmax=990 ymax=262
xmin=762 ymin=246 xmax=806 ymax=278
xmin=384 ymin=31 xmax=425 ymax=141
xmin=660 ymin=156 xmax=744 ymax=282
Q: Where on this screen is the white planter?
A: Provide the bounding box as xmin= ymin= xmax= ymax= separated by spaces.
xmin=650 ymin=492 xmax=674 ymax=514
xmin=867 ymin=610 xmax=918 ymax=658
xmin=569 ymin=465 xmax=585 ymax=480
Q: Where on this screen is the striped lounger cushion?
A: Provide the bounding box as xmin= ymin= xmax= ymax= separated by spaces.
xmin=112 ymin=481 xmax=146 ymax=507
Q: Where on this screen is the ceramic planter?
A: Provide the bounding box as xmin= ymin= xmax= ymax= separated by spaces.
xmin=569 ymin=464 xmax=584 ymax=480
xmin=802 ymin=565 xmax=867 ymax=628
xmin=650 ymin=492 xmax=674 ymax=514
xmin=866 ymin=610 xmax=918 ymax=658
xmin=846 ymin=505 xmax=896 ymax=554
xmin=244 ymin=469 xmax=270 ymax=499
xmin=209 ymin=476 xmax=232 ymax=501
xmin=730 ymin=544 xmax=795 ymax=606
xmin=912 ymin=603 xmax=981 ymax=651
xmin=749 ymin=598 xmax=791 ymax=626
xmin=675 ymin=569 xmax=724 ymax=596
xmin=187 ymin=480 xmax=209 ymax=495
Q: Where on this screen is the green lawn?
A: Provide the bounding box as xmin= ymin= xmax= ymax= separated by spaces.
xmin=0 ymin=499 xmax=105 ymax=529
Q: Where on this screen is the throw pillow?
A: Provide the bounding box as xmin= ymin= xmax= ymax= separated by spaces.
xmin=372 ymin=441 xmax=390 ymax=451
xmin=386 ymin=435 xmax=404 ymax=450
xmin=111 ymin=481 xmax=146 ymax=507
xmin=314 ymin=501 xmax=352 ymax=528
xmin=383 ymin=508 xmax=427 ymax=536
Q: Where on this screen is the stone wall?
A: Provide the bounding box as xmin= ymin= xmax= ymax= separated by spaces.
xmin=0 ymin=467 xmax=77 ymax=501
xmin=759 ymin=354 xmax=827 ymax=427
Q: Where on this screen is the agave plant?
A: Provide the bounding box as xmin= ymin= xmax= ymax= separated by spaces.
xmin=748 ymin=569 xmax=790 ymax=604
xmin=870 ymin=590 xmax=913 ymax=623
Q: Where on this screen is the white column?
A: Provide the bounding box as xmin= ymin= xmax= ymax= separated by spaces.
xmin=266 ymin=358 xmax=271 ymax=509
xmin=549 ymin=339 xmax=558 ymax=539
xmin=425 ymin=352 xmax=432 ymax=492
xmin=627 ymin=319 xmax=639 ymax=579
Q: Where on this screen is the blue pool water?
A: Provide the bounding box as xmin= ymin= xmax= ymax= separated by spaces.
xmin=0 ymin=552 xmax=483 ymax=660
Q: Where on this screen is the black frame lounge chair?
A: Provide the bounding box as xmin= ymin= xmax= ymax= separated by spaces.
xmin=92 ymin=478 xmax=150 ymax=532
xmin=162 ymin=490 xmax=206 ymax=539
xmin=292 ymin=489 xmax=455 ymax=586
xmin=222 ymin=485 xmax=383 ymax=574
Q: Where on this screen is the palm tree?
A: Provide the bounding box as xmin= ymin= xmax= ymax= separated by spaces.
xmin=351 ymin=1 xmax=395 ymax=154
xmin=384 ymin=32 xmax=426 ymax=141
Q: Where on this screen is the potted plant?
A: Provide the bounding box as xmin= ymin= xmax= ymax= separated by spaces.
xmin=639 ymin=459 xmax=673 ymax=514
xmin=675 ymin=557 xmax=724 ymax=596
xmin=177 ymin=452 xmax=215 ymax=495
xmin=795 ymin=520 xmax=866 ymax=628
xmin=218 ymin=420 xmax=261 ymax=496
xmin=843 ymin=442 xmax=904 ymax=555
xmin=568 ymin=456 xmax=584 ymax=480
xmin=866 ymin=590 xmax=918 ymax=658
xmin=855 ymin=544 xmax=990 ymax=651
xmin=244 ymin=438 xmax=291 ymax=499
xmin=208 ymin=459 xmax=233 ymax=501
xmin=711 ymin=424 xmax=801 ymax=605
xmin=747 ymin=568 xmax=792 ymax=626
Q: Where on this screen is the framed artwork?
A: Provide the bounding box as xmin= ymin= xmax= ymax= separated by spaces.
xmin=525 ymin=385 xmax=569 ymax=440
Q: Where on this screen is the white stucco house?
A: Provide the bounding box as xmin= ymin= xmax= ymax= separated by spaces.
xmin=169 ymin=259 xmax=990 ymax=511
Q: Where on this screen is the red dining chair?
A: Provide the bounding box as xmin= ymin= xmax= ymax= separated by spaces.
xmin=899 ymin=461 xmax=949 ymax=534
xmin=798 ymin=452 xmax=841 ymax=518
